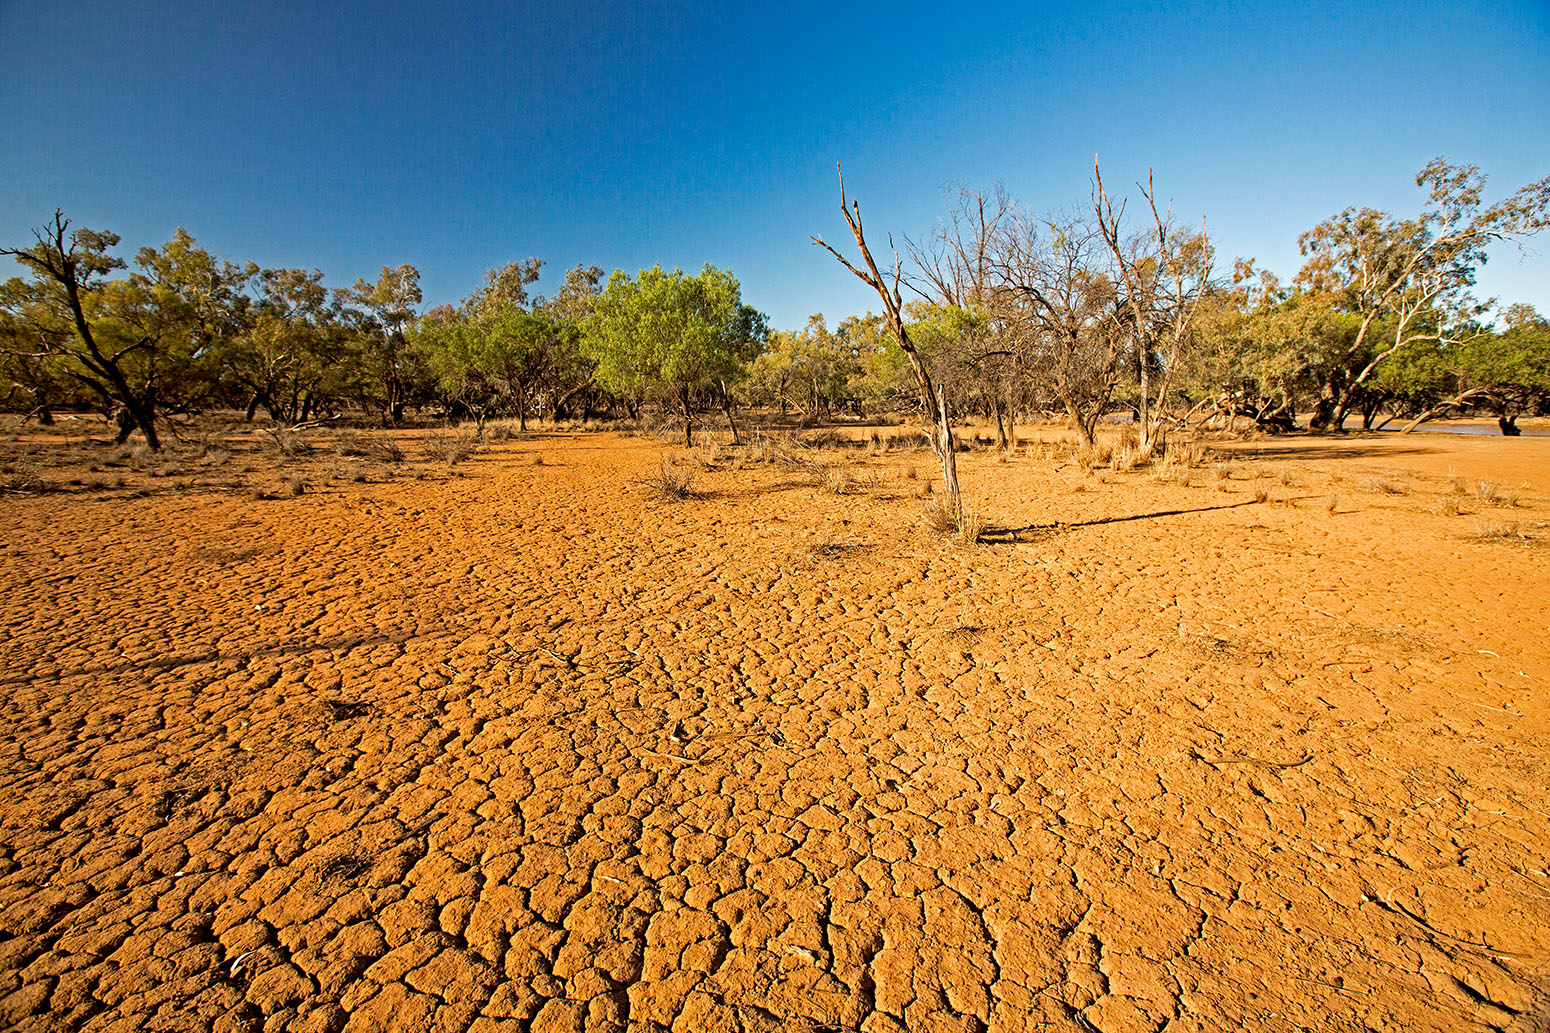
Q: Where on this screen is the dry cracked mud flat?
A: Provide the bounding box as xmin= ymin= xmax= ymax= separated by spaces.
xmin=1 ymin=423 xmax=1548 ymax=1032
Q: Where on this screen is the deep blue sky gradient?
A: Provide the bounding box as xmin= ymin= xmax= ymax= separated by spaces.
xmin=2 ymin=0 xmax=1547 ymax=328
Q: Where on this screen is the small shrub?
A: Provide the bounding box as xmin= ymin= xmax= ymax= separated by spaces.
xmin=1433 ymin=497 xmax=1463 ymax=516
xmin=425 ymin=431 xmax=478 ymax=465
xmin=336 ymin=431 xmax=404 ymax=464
xmin=1326 ymin=494 xmax=1340 ymax=513
xmin=1213 ymin=463 xmax=1232 ymax=481
xmin=531 ymin=453 xmax=545 ymax=466
xmin=1277 ymin=469 xmax=1299 ymax=488
xmin=1252 ymin=486 xmax=1270 ymax=503
xmin=0 ymin=464 xmax=50 ymax=493
xmin=262 ymin=426 xmax=311 ymax=458
xmin=643 ymin=457 xmax=698 ymax=501
xmin=284 ymin=476 xmax=306 ymax=497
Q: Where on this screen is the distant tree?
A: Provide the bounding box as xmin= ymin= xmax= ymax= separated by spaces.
xmin=345 ymin=264 xmax=423 ymax=422
xmin=538 ymin=264 xmax=604 ymax=419
xmin=985 ymin=207 xmax=1126 ymax=448
xmin=466 ymin=258 xmax=544 ymax=319
xmin=224 ymin=267 xmax=345 ymax=423
xmin=583 ymin=264 xmax=766 ymax=445
xmin=1093 ymin=163 xmax=1215 ymax=454
xmin=1295 ymin=159 xmax=1550 ymax=429
xmin=744 ymin=315 xmax=860 ymax=420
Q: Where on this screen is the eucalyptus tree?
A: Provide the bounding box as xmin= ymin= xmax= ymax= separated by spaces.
xmin=1295 ymin=159 xmax=1550 ymax=429
xmin=345 ymin=264 xmax=423 ymax=422
xmin=1 ymin=213 xmax=171 ymax=446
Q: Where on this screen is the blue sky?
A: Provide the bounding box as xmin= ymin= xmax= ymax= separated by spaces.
xmin=2 ymin=0 xmax=1546 ymax=329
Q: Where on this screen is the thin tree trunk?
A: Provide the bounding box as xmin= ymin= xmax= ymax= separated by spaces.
xmin=719 ymin=380 xmax=741 ymax=445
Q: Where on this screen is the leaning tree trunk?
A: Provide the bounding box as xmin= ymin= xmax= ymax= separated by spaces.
xmin=812 ymin=166 xmax=963 ymax=524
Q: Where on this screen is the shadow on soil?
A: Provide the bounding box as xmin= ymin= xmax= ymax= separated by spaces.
xmin=982 ymin=499 xmax=1262 ymax=543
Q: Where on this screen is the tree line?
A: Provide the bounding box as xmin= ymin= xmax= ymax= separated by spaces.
xmin=3 ymin=157 xmax=1547 ymax=454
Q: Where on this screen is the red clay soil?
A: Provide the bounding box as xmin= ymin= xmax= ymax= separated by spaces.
xmin=1 ymin=423 xmax=1547 ymax=1032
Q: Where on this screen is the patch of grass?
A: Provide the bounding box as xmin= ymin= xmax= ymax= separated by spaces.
xmin=806 ymin=535 xmax=870 ymax=561
xmin=1110 ymin=442 xmax=1148 ymax=473
xmin=1467 ymin=519 xmax=1527 ymax=542
xmin=1476 ymin=481 xmax=1519 ymax=508
xmin=643 ymin=456 xmax=699 ymax=501
xmin=1433 ymin=497 xmax=1464 ymax=517
xmin=0 ymin=463 xmax=51 ymax=493
xmin=1252 ymin=486 xmax=1270 ymax=504
xmin=283 ymin=476 xmax=306 ymax=497
xmin=1326 ymin=493 xmax=1340 ymax=513
xmin=821 ymin=464 xmax=857 ymax=495
xmin=425 ymin=431 xmax=478 ymax=465
xmin=1363 ymin=475 xmax=1406 ymax=496
xmin=921 ymin=495 xmax=983 ymax=544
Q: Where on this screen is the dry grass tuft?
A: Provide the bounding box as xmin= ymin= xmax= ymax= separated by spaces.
xmin=821 ymin=464 xmax=857 ymax=495
xmin=1252 ymin=486 xmax=1270 ymax=504
xmin=1363 ymin=475 xmax=1406 ymax=495
xmin=1467 ymin=519 xmax=1527 ymax=542
xmin=1110 ymin=442 xmax=1148 ymax=473
xmin=643 ymin=457 xmax=699 ymax=501
xmin=336 ymin=431 xmax=404 ymax=464
xmin=262 ymin=426 xmax=312 ymax=458
xmin=922 ymin=495 xmax=984 ymax=544
xmin=283 ymin=475 xmax=306 ymax=498
xmin=1476 ymin=480 xmax=1519 ymax=508
xmin=0 ymin=463 xmax=52 ymax=493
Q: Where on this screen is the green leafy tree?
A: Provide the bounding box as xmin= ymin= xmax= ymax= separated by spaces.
xmin=345 ymin=264 xmax=423 ymax=422
xmin=1296 ymin=159 xmax=1550 ymax=429
xmin=583 ymin=264 xmax=767 ymax=444
xmin=1 ymin=212 xmax=179 ymax=447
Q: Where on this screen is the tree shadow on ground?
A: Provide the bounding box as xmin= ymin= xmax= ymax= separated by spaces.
xmin=981 ymin=499 xmax=1262 ymax=543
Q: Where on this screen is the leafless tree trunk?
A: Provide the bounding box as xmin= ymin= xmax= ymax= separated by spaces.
xmin=1093 ymin=162 xmax=1213 ymax=456
xmin=812 ymin=166 xmax=961 ymax=515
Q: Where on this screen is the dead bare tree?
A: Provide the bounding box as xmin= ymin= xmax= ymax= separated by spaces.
xmin=812 ymin=165 xmax=963 ymax=519
xmin=1093 ymin=161 xmax=1215 ymax=455
xmin=987 ymin=207 xmax=1125 ymax=448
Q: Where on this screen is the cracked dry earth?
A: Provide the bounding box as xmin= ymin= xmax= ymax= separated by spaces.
xmin=2 ymin=428 xmax=1549 ymax=1033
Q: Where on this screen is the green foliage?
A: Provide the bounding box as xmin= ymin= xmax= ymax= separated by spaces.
xmin=583 ymin=264 xmax=766 ymax=431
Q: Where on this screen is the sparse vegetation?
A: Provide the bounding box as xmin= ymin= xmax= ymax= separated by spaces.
xmin=425 ymin=431 xmax=478 ymax=465
xmin=643 ymin=456 xmax=698 ymax=501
